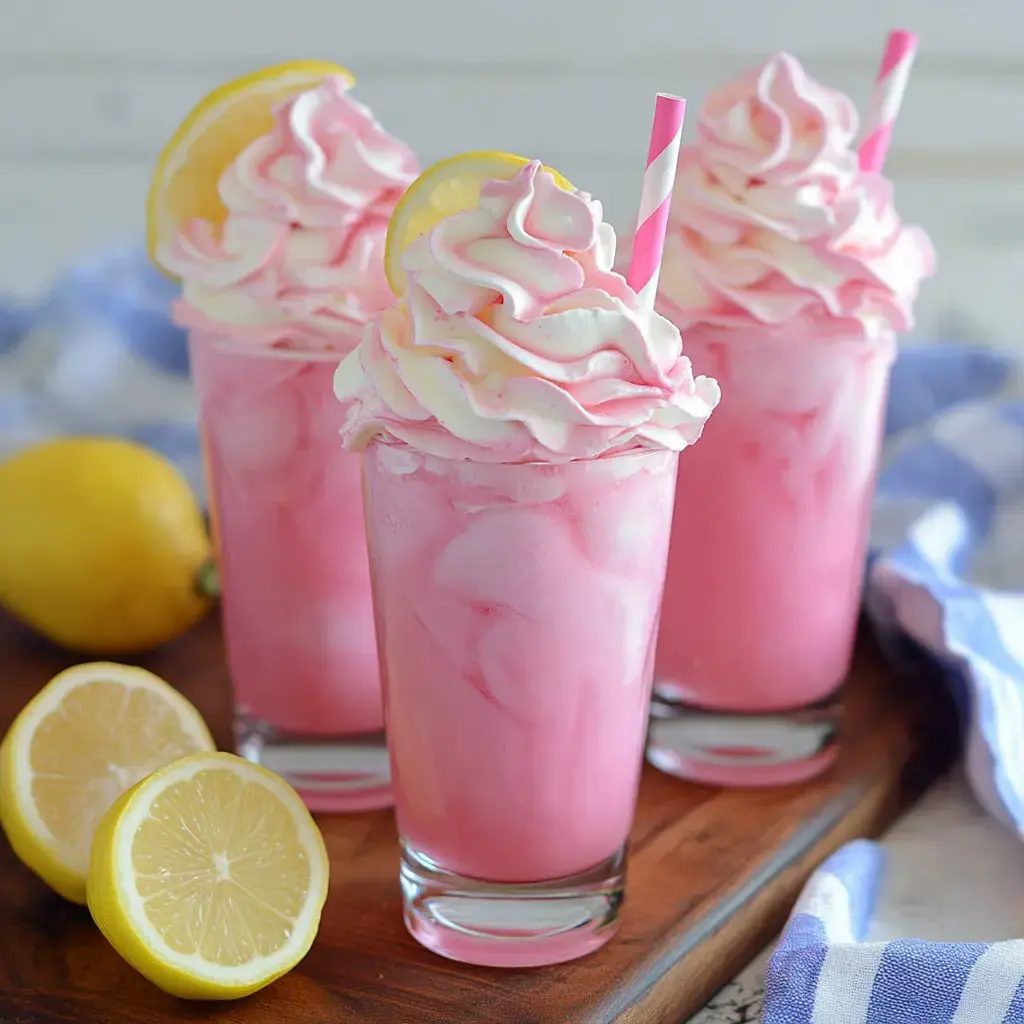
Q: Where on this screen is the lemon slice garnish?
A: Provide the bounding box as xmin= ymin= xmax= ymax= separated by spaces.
xmin=146 ymin=60 xmax=354 ymax=272
xmin=384 ymin=150 xmax=574 ymax=296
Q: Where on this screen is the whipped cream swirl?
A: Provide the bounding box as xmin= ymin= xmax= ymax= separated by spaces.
xmin=658 ymin=53 xmax=934 ymax=340
xmin=335 ymin=161 xmax=720 ymax=462
xmin=160 ymin=76 xmax=418 ymax=350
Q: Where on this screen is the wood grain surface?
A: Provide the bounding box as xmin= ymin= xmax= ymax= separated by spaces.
xmin=0 ymin=611 xmax=955 ymax=1024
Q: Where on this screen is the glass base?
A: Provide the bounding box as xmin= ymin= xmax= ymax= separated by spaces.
xmin=400 ymin=842 xmax=625 ymax=967
xmin=646 ymin=686 xmax=842 ymax=787
xmin=234 ymin=711 xmax=392 ymax=813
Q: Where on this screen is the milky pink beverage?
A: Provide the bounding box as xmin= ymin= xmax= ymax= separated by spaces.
xmin=364 ymin=446 xmax=677 ymax=965
xmin=645 ymin=54 xmax=933 ymax=785
xmin=364 ymin=446 xmax=676 ymax=886
xmin=336 ymin=160 xmax=719 ymax=966
xmin=191 ymin=334 xmax=389 ymax=811
xmin=155 ymin=71 xmax=418 ymax=810
xmin=648 ymin=327 xmax=893 ymax=785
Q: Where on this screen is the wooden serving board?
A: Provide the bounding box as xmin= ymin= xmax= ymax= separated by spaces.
xmin=0 ymin=612 xmax=955 ymax=1024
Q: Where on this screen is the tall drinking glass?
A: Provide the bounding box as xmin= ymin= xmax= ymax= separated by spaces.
xmin=362 ymin=443 xmax=678 ymax=967
xmin=647 ymin=326 xmax=894 ymax=785
xmin=190 ymin=331 xmax=389 ymax=811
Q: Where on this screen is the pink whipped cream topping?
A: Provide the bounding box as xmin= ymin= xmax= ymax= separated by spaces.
xmin=658 ymin=53 xmax=934 ymax=340
xmin=159 ymin=76 xmax=418 ymax=351
xmin=334 ymin=161 xmax=720 ymax=463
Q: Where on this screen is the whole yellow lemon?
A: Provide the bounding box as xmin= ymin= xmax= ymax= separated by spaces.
xmin=0 ymin=437 xmax=214 ymax=653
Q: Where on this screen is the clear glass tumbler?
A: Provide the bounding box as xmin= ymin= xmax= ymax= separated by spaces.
xmin=190 ymin=332 xmax=389 ymax=811
xmin=647 ymin=326 xmax=895 ymax=786
xmin=362 ymin=443 xmax=679 ymax=967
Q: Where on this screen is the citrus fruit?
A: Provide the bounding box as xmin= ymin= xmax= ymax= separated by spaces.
xmin=384 ymin=150 xmax=574 ymax=295
xmin=0 ymin=437 xmax=214 ymax=654
xmin=147 ymin=60 xmax=354 ymax=269
xmin=88 ymin=752 xmax=329 ymax=1000
xmin=0 ymin=662 xmax=215 ymax=904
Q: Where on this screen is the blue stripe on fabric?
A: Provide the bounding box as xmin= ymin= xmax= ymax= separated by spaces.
xmin=1000 ymin=399 xmax=1024 ymax=432
xmin=883 ymin=539 xmax=963 ymax=594
xmin=877 ymin=440 xmax=997 ymax=542
xmin=885 ymin=348 xmax=1013 ymax=437
xmin=0 ymin=301 xmax=33 ymax=354
xmin=763 ymin=914 xmax=829 ymax=1024
xmin=946 ymin=598 xmax=1024 ymax=686
xmin=127 ymin=422 xmax=201 ymax=463
xmin=866 ymin=939 xmax=990 ymax=1024
xmin=1003 ymin=974 xmax=1024 ymax=1023
xmin=114 ymin=308 xmax=191 ymax=375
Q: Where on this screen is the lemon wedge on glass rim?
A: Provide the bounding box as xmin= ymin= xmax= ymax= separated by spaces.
xmin=146 ymin=60 xmax=354 ymax=272
xmin=88 ymin=751 xmax=330 ymax=1000
xmin=0 ymin=662 xmax=215 ymax=904
xmin=383 ymin=150 xmax=575 ymax=296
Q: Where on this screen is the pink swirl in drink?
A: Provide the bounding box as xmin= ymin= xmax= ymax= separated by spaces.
xmin=646 ymin=54 xmax=934 ymax=785
xmin=336 ymin=157 xmax=718 ymax=966
xmin=159 ymin=75 xmax=418 ymax=811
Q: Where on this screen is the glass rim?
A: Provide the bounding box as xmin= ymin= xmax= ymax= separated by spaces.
xmin=676 ymin=321 xmax=898 ymax=351
xmin=187 ymin=328 xmax=362 ymax=364
xmin=365 ymin=437 xmax=678 ymax=470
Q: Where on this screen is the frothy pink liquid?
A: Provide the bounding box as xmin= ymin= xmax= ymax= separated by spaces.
xmin=190 ymin=334 xmax=383 ymax=737
xmin=363 ymin=446 xmax=678 ymax=883
xmin=654 ymin=326 xmax=893 ymax=782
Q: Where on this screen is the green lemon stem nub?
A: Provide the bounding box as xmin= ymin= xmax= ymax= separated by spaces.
xmin=194 ymin=560 xmax=220 ymax=600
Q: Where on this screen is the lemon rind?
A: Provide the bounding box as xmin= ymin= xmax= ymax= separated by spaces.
xmin=0 ymin=663 xmax=215 ymax=904
xmin=89 ymin=752 xmax=329 ymax=999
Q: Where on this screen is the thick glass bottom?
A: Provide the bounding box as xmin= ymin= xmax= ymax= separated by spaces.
xmin=646 ymin=685 xmax=842 ymax=787
xmin=234 ymin=711 xmax=392 ymax=812
xmin=400 ymin=842 xmax=625 ymax=968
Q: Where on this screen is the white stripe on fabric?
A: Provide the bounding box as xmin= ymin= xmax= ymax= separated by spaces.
xmin=951 ymin=939 xmax=1024 ymax=1024
xmin=635 ymin=139 xmax=680 ymax=223
xmin=791 ymin=872 xmax=855 ymax=944
xmin=810 ymin=941 xmax=888 ymax=1024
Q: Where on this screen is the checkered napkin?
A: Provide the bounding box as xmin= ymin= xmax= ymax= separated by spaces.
xmin=867 ymin=346 xmax=1024 ymax=831
xmin=763 ymin=840 xmax=1024 ymax=1023
xmin=0 ymin=244 xmax=202 ymax=497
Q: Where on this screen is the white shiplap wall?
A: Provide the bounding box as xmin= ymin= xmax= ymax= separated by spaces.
xmin=3 ymin=0 xmax=1023 ymax=347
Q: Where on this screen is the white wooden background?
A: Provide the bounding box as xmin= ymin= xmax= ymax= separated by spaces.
xmin=3 ymin=0 xmax=1023 ymax=349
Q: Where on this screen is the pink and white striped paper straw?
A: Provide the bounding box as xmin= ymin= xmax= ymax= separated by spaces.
xmin=627 ymin=93 xmax=686 ymax=309
xmin=859 ymin=29 xmax=919 ymax=173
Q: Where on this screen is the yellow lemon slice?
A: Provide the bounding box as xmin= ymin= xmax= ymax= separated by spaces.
xmin=0 ymin=662 xmax=215 ymax=904
xmin=384 ymin=150 xmax=575 ymax=296
xmin=88 ymin=752 xmax=329 ymax=1000
xmin=147 ymin=60 xmax=354 ymax=272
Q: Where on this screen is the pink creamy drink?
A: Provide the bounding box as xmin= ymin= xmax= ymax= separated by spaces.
xmin=363 ymin=446 xmax=678 ymax=884
xmin=158 ymin=76 xmax=418 ymax=811
xmin=647 ymin=55 xmax=934 ymax=785
xmin=336 ymin=159 xmax=718 ymax=966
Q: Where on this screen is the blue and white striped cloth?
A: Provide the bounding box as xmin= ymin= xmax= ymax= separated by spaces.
xmin=867 ymin=347 xmax=1024 ymax=831
xmin=764 ymin=840 xmax=1024 ymax=1023
xmin=0 ymin=244 xmax=202 ymax=498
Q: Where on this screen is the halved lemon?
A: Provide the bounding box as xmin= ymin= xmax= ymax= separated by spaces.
xmin=0 ymin=662 xmax=215 ymax=904
xmin=147 ymin=60 xmax=354 ymax=272
xmin=384 ymin=150 xmax=575 ymax=296
xmin=88 ymin=752 xmax=329 ymax=1000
